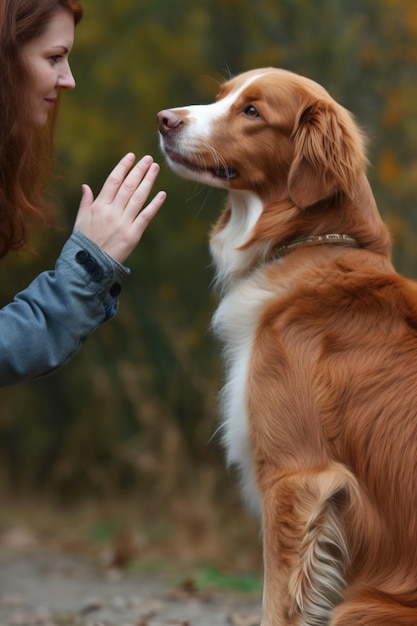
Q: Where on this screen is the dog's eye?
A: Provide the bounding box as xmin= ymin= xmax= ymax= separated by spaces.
xmin=244 ymin=105 xmax=260 ymax=118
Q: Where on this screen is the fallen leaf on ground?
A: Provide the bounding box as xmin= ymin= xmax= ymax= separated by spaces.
xmin=0 ymin=527 xmax=40 ymax=551
xmin=129 ymin=597 xmax=164 ymax=615
xmin=79 ymin=595 xmax=104 ymax=614
xmin=167 ymin=578 xmax=217 ymax=603
xmin=0 ymin=594 xmax=26 ymax=607
xmin=228 ymin=612 xmax=261 ymax=626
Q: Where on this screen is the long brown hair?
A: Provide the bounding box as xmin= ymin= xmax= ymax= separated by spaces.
xmin=0 ymin=0 xmax=83 ymax=257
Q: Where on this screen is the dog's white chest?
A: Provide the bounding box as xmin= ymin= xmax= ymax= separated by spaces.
xmin=212 ymin=278 xmax=277 ymax=513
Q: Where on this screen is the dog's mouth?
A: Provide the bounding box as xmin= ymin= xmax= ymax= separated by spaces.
xmin=164 ymin=146 xmax=238 ymax=180
xmin=210 ymin=165 xmax=239 ymax=180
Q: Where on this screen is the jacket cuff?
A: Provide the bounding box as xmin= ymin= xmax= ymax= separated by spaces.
xmin=60 ymin=230 xmax=131 ymax=320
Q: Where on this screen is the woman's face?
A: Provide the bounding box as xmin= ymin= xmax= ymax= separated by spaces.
xmin=20 ymin=10 xmax=76 ymax=127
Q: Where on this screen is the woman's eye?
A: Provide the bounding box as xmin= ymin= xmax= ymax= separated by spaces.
xmin=244 ymin=105 xmax=260 ymax=118
xmin=49 ymin=55 xmax=61 ymax=63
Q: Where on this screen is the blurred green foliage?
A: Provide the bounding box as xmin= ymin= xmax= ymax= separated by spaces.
xmin=0 ymin=0 xmax=417 ymax=511
xmin=195 ymin=566 xmax=263 ymax=591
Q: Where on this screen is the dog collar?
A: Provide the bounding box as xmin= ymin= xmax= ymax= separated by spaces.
xmin=274 ymin=233 xmax=360 ymax=258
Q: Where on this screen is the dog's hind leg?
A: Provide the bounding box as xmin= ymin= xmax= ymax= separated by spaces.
xmin=330 ymin=589 xmax=417 ymax=626
xmin=260 ymin=464 xmax=359 ymax=626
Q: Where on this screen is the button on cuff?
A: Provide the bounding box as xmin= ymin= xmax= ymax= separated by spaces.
xmin=75 ymin=248 xmax=104 ymax=283
xmin=109 ymin=283 xmax=122 ymax=297
xmin=75 ymin=250 xmax=89 ymax=264
xmin=90 ymin=267 xmax=104 ymax=282
xmin=85 ymin=257 xmax=97 ymax=272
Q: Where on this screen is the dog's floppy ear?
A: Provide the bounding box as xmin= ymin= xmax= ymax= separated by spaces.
xmin=288 ymin=100 xmax=367 ymax=208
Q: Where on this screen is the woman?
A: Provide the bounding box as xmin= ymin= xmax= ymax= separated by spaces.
xmin=0 ymin=0 xmax=166 ymax=385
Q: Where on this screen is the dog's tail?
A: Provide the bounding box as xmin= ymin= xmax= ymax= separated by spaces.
xmin=262 ymin=463 xmax=366 ymax=625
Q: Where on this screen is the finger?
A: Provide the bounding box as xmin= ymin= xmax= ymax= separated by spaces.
xmin=95 ymin=152 xmax=137 ymax=205
xmin=73 ymin=184 xmax=94 ymax=231
xmin=132 ymin=190 xmax=167 ymax=240
xmin=79 ymin=184 xmax=94 ymax=209
xmin=124 ymin=162 xmax=162 ymax=218
xmin=114 ymin=155 xmax=157 ymax=208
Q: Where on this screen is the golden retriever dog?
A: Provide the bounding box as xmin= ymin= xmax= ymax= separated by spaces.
xmin=157 ymin=68 xmax=417 ymax=625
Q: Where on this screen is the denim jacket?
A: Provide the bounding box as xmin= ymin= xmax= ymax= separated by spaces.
xmin=0 ymin=230 xmax=130 ymax=386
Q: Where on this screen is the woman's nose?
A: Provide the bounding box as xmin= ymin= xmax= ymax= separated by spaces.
xmin=58 ymin=62 xmax=76 ymax=90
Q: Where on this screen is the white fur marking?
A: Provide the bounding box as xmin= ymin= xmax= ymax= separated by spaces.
xmin=210 ymin=191 xmax=264 ymax=287
xmin=173 ymin=72 xmax=272 ymax=140
xmin=212 ymin=276 xmax=282 ymax=515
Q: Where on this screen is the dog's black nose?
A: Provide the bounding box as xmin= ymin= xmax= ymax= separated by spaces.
xmin=157 ymin=109 xmax=183 ymax=135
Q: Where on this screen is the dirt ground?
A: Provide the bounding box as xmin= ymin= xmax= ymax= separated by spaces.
xmin=0 ymin=549 xmax=262 ymax=626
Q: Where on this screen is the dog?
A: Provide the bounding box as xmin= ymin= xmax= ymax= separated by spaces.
xmin=157 ymin=68 xmax=417 ymax=625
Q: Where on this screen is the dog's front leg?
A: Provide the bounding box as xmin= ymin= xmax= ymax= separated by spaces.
xmin=260 ymin=466 xmax=353 ymax=626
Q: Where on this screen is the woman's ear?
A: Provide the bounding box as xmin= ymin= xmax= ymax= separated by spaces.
xmin=288 ymin=100 xmax=367 ymax=209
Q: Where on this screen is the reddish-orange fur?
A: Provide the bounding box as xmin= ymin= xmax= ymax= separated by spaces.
xmin=158 ymin=68 xmax=417 ymax=625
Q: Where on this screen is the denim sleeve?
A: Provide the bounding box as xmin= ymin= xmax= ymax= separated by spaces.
xmin=0 ymin=230 xmax=130 ymax=386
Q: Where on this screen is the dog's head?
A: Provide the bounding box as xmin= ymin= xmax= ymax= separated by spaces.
xmin=158 ymin=67 xmax=391 ymax=286
xmin=157 ymin=67 xmax=367 ymax=209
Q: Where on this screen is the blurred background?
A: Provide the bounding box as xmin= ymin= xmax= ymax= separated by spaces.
xmin=0 ymin=0 xmax=416 ymax=577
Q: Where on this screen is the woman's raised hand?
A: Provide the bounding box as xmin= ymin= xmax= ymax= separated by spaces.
xmin=74 ymin=153 xmax=166 ymax=264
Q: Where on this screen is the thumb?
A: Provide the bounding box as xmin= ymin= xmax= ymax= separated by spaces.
xmin=79 ymin=184 xmax=94 ymax=209
xmin=74 ymin=184 xmax=95 ymax=232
